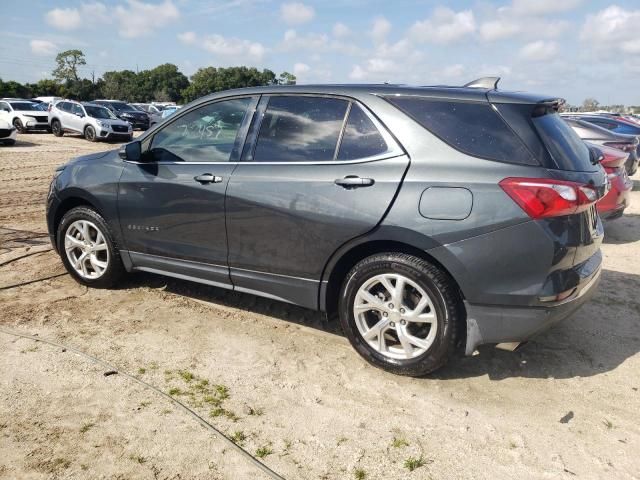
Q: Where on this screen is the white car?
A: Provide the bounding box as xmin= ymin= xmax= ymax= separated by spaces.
xmin=0 ymin=119 xmax=17 ymax=146
xmin=49 ymin=100 xmax=133 ymax=142
xmin=0 ymin=99 xmax=50 ymax=132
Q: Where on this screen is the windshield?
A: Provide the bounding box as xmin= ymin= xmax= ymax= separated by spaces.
xmin=110 ymin=102 xmax=134 ymax=111
xmin=85 ymin=105 xmax=116 ymax=120
xmin=10 ymin=102 xmax=40 ymax=111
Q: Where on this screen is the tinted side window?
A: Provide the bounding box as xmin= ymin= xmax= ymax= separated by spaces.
xmin=0 ymin=102 xmax=10 ymax=112
xmin=72 ymin=104 xmax=83 ymax=115
xmin=253 ymin=96 xmax=348 ymax=162
xmin=386 ymin=96 xmax=534 ymax=164
xmin=338 ymin=104 xmax=388 ymax=160
xmin=150 ymin=97 xmax=252 ymax=163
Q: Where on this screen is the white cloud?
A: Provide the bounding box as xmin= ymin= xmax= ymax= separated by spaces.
xmin=280 ymin=2 xmax=315 ymax=25
xmin=45 ymin=1 xmax=178 ymax=38
xmin=293 ymin=62 xmax=310 ymax=77
xmin=178 ymin=31 xmax=197 ymax=44
xmin=201 ymin=34 xmax=266 ymax=59
xmin=479 ymin=19 xmax=520 ymax=42
xmin=440 ymin=64 xmax=465 ymax=79
xmin=332 ymin=22 xmax=350 ymax=38
xmin=349 ymin=65 xmax=366 ymax=80
xmin=519 ymin=40 xmax=558 ymax=61
xmin=281 ymin=29 xmax=328 ymax=51
xmin=410 ymin=7 xmax=476 ymax=44
xmin=116 ymin=0 xmax=180 ymax=38
xmin=30 ymin=39 xmax=58 ymax=56
xmin=371 ymin=16 xmax=391 ymax=43
xmin=511 ymin=0 xmax=582 ymax=16
xmin=581 ymin=6 xmax=640 ymax=56
xmin=45 ymin=8 xmax=82 ymax=30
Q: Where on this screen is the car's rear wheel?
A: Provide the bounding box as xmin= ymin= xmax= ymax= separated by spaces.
xmin=57 ymin=207 xmax=124 ymax=288
xmin=84 ymin=125 xmax=97 ymax=142
xmin=13 ymin=118 xmax=25 ymax=133
xmin=51 ymin=120 xmax=63 ymax=137
xmin=339 ymin=253 xmax=462 ymax=376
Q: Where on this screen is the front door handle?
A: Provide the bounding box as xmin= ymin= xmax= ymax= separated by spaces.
xmin=194 ymin=173 xmax=223 ymax=184
xmin=334 ymin=175 xmax=375 ymax=189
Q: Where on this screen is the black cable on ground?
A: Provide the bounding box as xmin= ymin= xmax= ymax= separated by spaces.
xmin=0 ymin=272 xmax=67 ymax=291
xmin=0 ymin=327 xmax=287 ymax=480
xmin=0 ymin=248 xmax=52 ymax=268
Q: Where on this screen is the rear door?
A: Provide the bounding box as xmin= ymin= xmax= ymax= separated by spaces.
xmin=117 ymin=95 xmax=257 ymax=286
xmin=225 ymin=95 xmax=409 ymax=308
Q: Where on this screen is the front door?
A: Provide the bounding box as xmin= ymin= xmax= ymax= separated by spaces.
xmin=225 ymin=95 xmax=409 ymax=308
xmin=118 ymin=96 xmax=257 ymax=286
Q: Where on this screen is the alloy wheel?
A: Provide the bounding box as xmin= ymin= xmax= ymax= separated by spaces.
xmin=353 ymin=273 xmax=438 ymax=360
xmin=64 ymin=220 xmax=110 ymax=279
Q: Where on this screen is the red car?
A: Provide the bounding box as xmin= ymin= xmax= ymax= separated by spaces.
xmin=590 ymin=142 xmax=633 ymax=219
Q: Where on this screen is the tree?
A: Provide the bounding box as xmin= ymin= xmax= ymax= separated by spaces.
xmin=278 ymin=72 xmax=297 ymax=85
xmin=101 ymin=70 xmax=140 ymax=101
xmin=582 ymin=98 xmax=599 ymax=112
xmin=182 ymin=67 xmax=279 ymax=102
xmin=53 ymin=50 xmax=87 ymax=82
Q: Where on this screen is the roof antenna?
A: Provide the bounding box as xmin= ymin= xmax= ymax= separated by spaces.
xmin=463 ymin=77 xmax=501 ymax=89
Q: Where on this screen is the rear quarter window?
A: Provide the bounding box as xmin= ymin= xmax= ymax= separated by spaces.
xmin=532 ymin=111 xmax=598 ymax=172
xmin=385 ymin=96 xmax=536 ymax=165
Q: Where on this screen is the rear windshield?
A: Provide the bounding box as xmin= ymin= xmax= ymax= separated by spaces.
xmin=385 ymin=96 xmax=536 ymax=165
xmin=532 ymin=110 xmax=597 ymax=172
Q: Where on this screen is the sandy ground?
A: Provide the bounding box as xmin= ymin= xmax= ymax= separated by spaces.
xmin=1 ymin=131 xmax=639 ymax=480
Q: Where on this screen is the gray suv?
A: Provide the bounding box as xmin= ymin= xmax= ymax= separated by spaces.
xmin=46 ymin=79 xmax=606 ymax=376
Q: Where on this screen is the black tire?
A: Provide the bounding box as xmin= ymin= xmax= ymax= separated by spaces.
xmin=84 ymin=125 xmax=97 ymax=142
xmin=13 ymin=118 xmax=25 ymax=133
xmin=51 ymin=120 xmax=64 ymax=137
xmin=338 ymin=253 xmax=462 ymax=376
xmin=56 ymin=206 xmax=125 ymax=288
xmin=3 ymin=139 xmax=16 ymax=146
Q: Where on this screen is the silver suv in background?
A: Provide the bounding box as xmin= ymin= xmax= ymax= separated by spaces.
xmin=49 ymin=100 xmax=133 ymax=142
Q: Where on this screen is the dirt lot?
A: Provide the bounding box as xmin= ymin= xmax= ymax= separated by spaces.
xmin=1 ymin=132 xmax=639 ymax=480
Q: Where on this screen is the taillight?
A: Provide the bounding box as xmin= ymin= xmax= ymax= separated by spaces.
xmin=499 ymin=177 xmax=598 ymax=219
xmin=603 ymin=142 xmax=635 ymax=152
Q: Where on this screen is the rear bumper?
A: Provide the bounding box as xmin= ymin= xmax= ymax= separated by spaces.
xmin=464 ymin=254 xmax=601 ymax=355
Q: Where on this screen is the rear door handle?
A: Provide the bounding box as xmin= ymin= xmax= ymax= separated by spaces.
xmin=334 ymin=176 xmax=375 ymax=189
xmin=194 ymin=173 xmax=223 ymax=184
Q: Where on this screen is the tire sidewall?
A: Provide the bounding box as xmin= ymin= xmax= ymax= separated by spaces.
xmin=52 ymin=120 xmax=63 ymax=137
xmin=13 ymin=118 xmax=24 ymax=133
xmin=56 ymin=207 xmax=120 ymax=288
xmin=85 ymin=125 xmax=96 ymax=142
xmin=339 ymin=255 xmax=455 ymax=375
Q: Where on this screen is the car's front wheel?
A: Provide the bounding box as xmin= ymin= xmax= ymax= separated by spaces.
xmin=57 ymin=207 xmax=125 ymax=288
xmin=339 ymin=253 xmax=462 ymax=376
xmin=51 ymin=120 xmax=63 ymax=137
xmin=13 ymin=118 xmax=25 ymax=133
xmin=84 ymin=125 xmax=97 ymax=142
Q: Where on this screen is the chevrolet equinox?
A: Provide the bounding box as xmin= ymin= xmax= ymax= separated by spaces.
xmin=46 ymin=78 xmax=606 ymax=376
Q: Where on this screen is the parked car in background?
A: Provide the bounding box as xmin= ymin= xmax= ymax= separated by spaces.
xmin=563 ymin=113 xmax=640 ymax=136
xmin=49 ymin=100 xmax=133 ymax=142
xmin=564 ymin=118 xmax=639 ymax=176
xmin=34 ymin=96 xmax=63 ymax=106
xmin=0 ymin=119 xmax=17 ymax=145
xmin=587 ymin=142 xmax=632 ymax=220
xmin=0 ymin=99 xmax=50 ymax=132
xmin=92 ymin=100 xmax=150 ymax=130
xmin=47 ymin=80 xmax=607 ymax=376
xmin=130 ymin=103 xmax=163 ymax=127
xmin=161 ymin=105 xmax=181 ymax=119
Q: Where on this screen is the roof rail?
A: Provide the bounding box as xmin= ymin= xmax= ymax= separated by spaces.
xmin=463 ymin=77 xmax=500 ymax=89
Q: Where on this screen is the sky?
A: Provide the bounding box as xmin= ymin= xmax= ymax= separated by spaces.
xmin=1 ymin=0 xmax=640 ymax=105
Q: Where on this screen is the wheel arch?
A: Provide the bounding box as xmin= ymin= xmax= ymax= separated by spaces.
xmin=320 ymin=228 xmax=467 ymax=338
xmin=52 ymin=195 xmax=100 ymax=242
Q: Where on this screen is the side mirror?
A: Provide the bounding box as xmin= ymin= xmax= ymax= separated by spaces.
xmin=119 ymin=140 xmax=142 ymax=162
